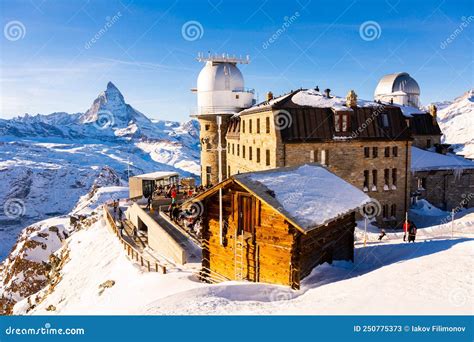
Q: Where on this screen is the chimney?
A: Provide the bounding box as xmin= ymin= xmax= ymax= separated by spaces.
xmin=315 ymin=85 xmax=320 ymax=92
xmin=429 ymin=104 xmax=437 ymax=125
xmin=266 ymin=91 xmax=273 ymax=101
xmin=324 ymin=88 xmax=331 ymax=98
xmin=346 ymin=90 xmax=357 ymax=108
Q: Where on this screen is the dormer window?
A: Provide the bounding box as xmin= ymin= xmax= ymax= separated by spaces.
xmin=382 ymin=113 xmax=389 ymax=128
xmin=334 ymin=112 xmax=350 ymax=133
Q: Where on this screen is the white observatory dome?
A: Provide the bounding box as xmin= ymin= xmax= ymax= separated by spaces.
xmin=195 ymin=58 xmax=255 ymax=115
xmin=197 ymin=62 xmax=245 ymax=92
xmin=374 ymin=72 xmax=420 ymax=108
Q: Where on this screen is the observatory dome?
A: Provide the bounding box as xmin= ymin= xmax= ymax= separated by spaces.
xmin=197 ymin=62 xmax=245 ymax=92
xmin=195 ymin=59 xmax=254 ymax=115
xmin=374 ymin=72 xmax=420 ymax=108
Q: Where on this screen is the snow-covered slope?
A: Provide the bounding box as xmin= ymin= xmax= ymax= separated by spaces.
xmin=0 ymin=82 xmax=199 ymax=259
xmin=431 ymin=90 xmax=474 ymax=158
xmin=9 ymin=197 xmax=473 ymax=315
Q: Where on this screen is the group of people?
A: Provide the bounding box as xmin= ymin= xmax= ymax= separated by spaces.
xmin=403 ymin=220 xmax=418 ymax=243
xmin=167 ymin=202 xmax=202 ymax=238
xmin=377 ymin=219 xmax=418 ymax=242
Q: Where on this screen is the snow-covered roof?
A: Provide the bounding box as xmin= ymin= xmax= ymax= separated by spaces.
xmin=238 ymin=88 xmax=380 ymax=115
xmin=132 ymin=171 xmax=179 ymax=180
xmin=234 ymin=164 xmax=371 ymax=232
xmin=411 ymin=147 xmax=474 ymax=171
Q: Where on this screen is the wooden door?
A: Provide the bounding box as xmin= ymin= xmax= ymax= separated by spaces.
xmin=237 ymin=193 xmax=258 ymax=281
xmin=238 ymin=194 xmax=253 ymax=234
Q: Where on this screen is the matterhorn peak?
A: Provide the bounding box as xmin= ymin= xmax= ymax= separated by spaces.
xmin=78 ymin=82 xmax=151 ymax=134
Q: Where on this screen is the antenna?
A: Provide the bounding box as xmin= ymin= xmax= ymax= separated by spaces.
xmin=196 ymin=52 xmax=251 ymax=64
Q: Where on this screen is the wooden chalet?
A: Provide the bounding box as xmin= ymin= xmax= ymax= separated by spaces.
xmin=188 ymin=164 xmax=371 ymax=289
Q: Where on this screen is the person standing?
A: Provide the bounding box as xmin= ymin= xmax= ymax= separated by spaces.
xmin=403 ymin=219 xmax=409 ymax=242
xmin=408 ymin=221 xmax=417 ymax=243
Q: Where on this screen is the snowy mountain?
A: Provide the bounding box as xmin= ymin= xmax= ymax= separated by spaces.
xmin=0 ymin=82 xmax=200 ymax=259
xmin=428 ymin=90 xmax=474 ymax=159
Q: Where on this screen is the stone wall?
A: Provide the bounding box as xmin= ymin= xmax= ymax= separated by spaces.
xmin=411 ymin=169 xmax=474 ymax=210
xmin=412 ymin=135 xmax=441 ymax=149
xmin=226 ymin=109 xmax=411 ymax=226
xmin=226 ymin=110 xmax=278 ymax=175
xmin=283 ymin=140 xmax=411 ymax=226
xmin=198 ymin=115 xmax=232 ymax=186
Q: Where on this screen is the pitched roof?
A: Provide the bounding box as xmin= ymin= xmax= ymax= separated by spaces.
xmin=408 ymin=113 xmax=442 ymax=136
xmin=189 ymin=164 xmax=371 ymax=233
xmin=229 ymin=88 xmax=412 ymax=142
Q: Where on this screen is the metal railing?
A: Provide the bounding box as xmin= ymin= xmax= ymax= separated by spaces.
xmin=103 ymin=204 xmax=167 ymax=274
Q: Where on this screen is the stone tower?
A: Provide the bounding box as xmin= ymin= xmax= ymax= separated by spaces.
xmin=192 ymin=53 xmax=255 ymax=186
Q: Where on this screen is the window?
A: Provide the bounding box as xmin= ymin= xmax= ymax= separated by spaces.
xmin=205 ymin=124 xmax=210 ymax=131
xmin=227 ymin=143 xmax=230 ymax=153
xmin=334 ymin=112 xmax=350 ymax=133
xmin=206 ymin=166 xmax=212 ymax=186
xmin=266 ymin=150 xmax=270 ymax=166
xmin=266 ymin=117 xmax=270 ymax=133
xmin=427 ymin=139 xmax=432 ymax=148
xmin=363 ymin=170 xmax=369 ymax=190
xmin=235 ymin=94 xmax=239 ymax=99
xmin=372 ymin=147 xmax=378 ymax=158
xmin=392 ymin=168 xmax=397 ymax=187
xmin=237 ymin=144 xmax=240 ymax=156
xmin=243 ymin=145 xmax=246 ymax=159
xmin=242 ymin=120 xmax=245 ymax=133
xmin=384 ymin=147 xmax=390 ymax=157
xmin=382 ymin=113 xmax=389 ymax=128
xmin=228 ymin=166 xmax=231 ymax=177
xmin=417 ymin=177 xmax=426 ymax=190
xmin=257 ymin=118 xmax=260 ymax=133
xmin=249 ymin=146 xmax=253 ymax=160
xmin=372 ymin=170 xmax=378 ymax=189
xmin=384 ymin=169 xmax=390 ymax=187
xmin=309 ymin=150 xmax=315 ymax=163
xmin=232 ymin=144 xmax=235 ymax=155
xmin=364 ymin=147 xmax=370 ymax=158
xmin=256 ymin=148 xmax=260 ymax=163
xmin=392 ymin=146 xmax=398 ymax=157
xmin=321 ymin=150 xmax=328 ymax=166
xmin=382 ymin=204 xmax=389 ymax=218
xmin=249 ymin=119 xmax=253 ymax=134
xmin=390 ymin=204 xmax=397 ymax=217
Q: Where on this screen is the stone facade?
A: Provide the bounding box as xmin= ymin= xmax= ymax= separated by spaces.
xmin=412 ymin=134 xmax=441 ymax=150
xmin=411 ymin=169 xmax=474 ymax=211
xmin=226 ymin=109 xmax=411 ymax=226
xmin=197 ymin=114 xmax=232 ymax=186
xmin=226 ymin=110 xmax=278 ymax=175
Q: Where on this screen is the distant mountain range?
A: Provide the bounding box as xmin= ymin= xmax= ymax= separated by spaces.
xmin=433 ymin=90 xmax=474 ymax=159
xmin=0 ymin=82 xmax=200 ymax=259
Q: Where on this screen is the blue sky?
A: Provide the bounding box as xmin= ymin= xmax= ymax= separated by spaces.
xmin=1 ymin=0 xmax=473 ymax=121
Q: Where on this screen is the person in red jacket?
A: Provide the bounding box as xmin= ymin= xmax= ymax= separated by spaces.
xmin=403 ymin=220 xmax=409 ymax=241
